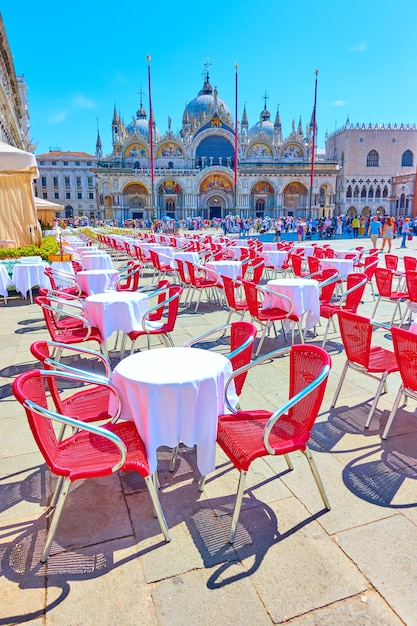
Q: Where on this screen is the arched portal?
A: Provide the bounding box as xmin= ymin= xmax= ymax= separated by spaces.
xmin=283 ymin=182 xmax=308 ymax=214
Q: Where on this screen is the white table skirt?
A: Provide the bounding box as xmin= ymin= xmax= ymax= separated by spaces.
xmin=292 ymin=245 xmax=315 ymax=258
xmin=320 ymin=259 xmax=354 ymax=280
xmin=81 ymin=253 xmax=113 ymax=270
xmin=174 ymin=251 xmax=201 ymax=265
xmin=111 ymin=347 xmax=237 ymax=475
xmin=77 ymin=269 xmax=119 ymax=295
xmin=205 ymin=260 xmax=243 ymax=283
xmin=84 ymin=291 xmax=148 ymax=340
xmin=264 ymin=278 xmax=320 ymax=329
xmin=11 ymin=262 xmax=49 ymax=297
xmin=261 ymin=250 xmax=288 ymax=269
xmin=0 ymin=264 xmax=11 ymax=297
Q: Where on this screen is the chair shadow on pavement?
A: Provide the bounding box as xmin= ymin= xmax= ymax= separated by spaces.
xmin=156 ymin=447 xmax=329 ymax=590
xmin=308 ymin=403 xmax=417 ymax=510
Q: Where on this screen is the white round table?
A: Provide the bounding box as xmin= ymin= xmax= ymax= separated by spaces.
xmin=84 ymin=291 xmax=149 ymax=340
xmin=264 ymin=278 xmax=320 ymax=330
xmin=111 ymin=347 xmax=237 ymax=475
xmin=77 ymin=269 xmax=119 ymax=295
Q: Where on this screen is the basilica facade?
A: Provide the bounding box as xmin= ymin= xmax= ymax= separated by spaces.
xmin=95 ymin=70 xmax=339 ymax=222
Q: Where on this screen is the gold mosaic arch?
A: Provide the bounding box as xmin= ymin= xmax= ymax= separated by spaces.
xmin=283 ymin=181 xmax=308 ymax=194
xmin=157 ymin=142 xmax=183 ymax=157
xmin=248 ymin=143 xmax=272 ymax=157
xmin=123 ymin=182 xmax=148 ymax=195
xmin=124 ymin=143 xmax=148 ymax=158
xmin=200 ymin=173 xmax=233 ymax=193
xmin=158 ymin=180 xmax=183 ymax=194
xmin=281 ymin=144 xmax=303 ymax=158
xmin=252 ymin=181 xmax=274 ymax=194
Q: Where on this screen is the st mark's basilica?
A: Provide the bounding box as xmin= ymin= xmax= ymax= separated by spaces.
xmin=95 ymin=65 xmax=338 ymax=223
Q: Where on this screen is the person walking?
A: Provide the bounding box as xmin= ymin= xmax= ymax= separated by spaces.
xmin=368 ymin=215 xmax=382 ymax=248
xmin=352 ymin=216 xmax=360 ymax=238
xmin=381 ymin=217 xmax=394 ymax=253
xmin=400 ymin=217 xmax=411 ymax=249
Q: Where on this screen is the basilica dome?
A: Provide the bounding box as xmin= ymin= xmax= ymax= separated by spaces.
xmin=249 ymin=105 xmax=274 ymax=138
xmin=183 ymin=74 xmax=233 ymax=127
xmin=126 ymin=103 xmax=161 ymax=142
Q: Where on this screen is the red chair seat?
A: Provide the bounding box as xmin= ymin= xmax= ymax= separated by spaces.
xmin=367 ymin=346 xmax=399 ymax=374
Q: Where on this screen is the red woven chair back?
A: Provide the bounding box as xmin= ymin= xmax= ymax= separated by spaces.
xmin=319 ymin=268 xmax=339 ymax=303
xmin=242 ymin=280 xmax=261 ymax=317
xmin=405 ymin=270 xmax=417 ymax=303
xmin=222 ymin=275 xmax=240 ymax=309
xmin=324 ymin=248 xmax=336 ymax=258
xmin=391 ymin=326 xmax=417 ymax=391
xmin=404 ymin=256 xmax=417 ymax=272
xmin=345 ymin=273 xmax=367 ymax=312
xmin=30 ymin=341 xmax=65 ymax=414
xmin=176 ymin=259 xmax=191 ymax=285
xmin=307 ymin=256 xmax=320 ymax=274
xmin=384 ymin=254 xmax=399 ymax=271
xmin=290 ymin=253 xmax=303 ymax=277
xmin=313 ymin=247 xmax=325 ymax=258
xmin=117 ymin=261 xmax=141 ymax=291
xmin=229 ymin=321 xmax=257 ymax=396
xmin=364 ymin=256 xmax=378 ymax=279
xmin=287 ymin=344 xmax=332 ymax=435
xmin=374 ymin=267 xmax=395 ymax=297
xmin=337 ymin=310 xmax=372 ymax=368
xmin=13 ymin=370 xmax=58 ymax=464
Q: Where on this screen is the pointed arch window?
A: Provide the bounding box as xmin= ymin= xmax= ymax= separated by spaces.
xmin=402 ymin=150 xmax=413 ymax=166
xmin=368 ymin=186 xmax=374 ymax=198
xmin=346 ymin=185 xmax=352 ymax=198
xmin=375 ymin=186 xmax=381 ymax=198
xmin=366 ymin=150 xmax=379 ymax=167
xmin=361 ymin=186 xmax=367 ymax=198
xmin=353 ymin=186 xmax=359 ymax=198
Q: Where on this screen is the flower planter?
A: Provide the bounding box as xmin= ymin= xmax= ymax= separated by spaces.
xmin=48 ymin=253 xmax=72 ymax=262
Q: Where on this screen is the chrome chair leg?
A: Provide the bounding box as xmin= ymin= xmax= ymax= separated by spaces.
xmin=229 ymin=470 xmax=247 ymax=543
xmin=41 ymin=476 xmax=71 ymax=562
xmin=303 ymin=448 xmax=330 ymax=511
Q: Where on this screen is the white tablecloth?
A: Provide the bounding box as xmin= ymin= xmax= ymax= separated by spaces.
xmin=84 ymin=291 xmax=148 ymax=340
xmin=77 ymin=269 xmax=119 ymax=295
xmin=264 ymin=278 xmax=320 ymax=329
xmin=12 ymin=262 xmax=49 ymax=297
xmin=261 ymin=250 xmax=288 ymax=269
xmin=292 ymin=245 xmax=315 ymax=258
xmin=111 ymin=347 xmax=237 ymax=475
xmin=205 ymin=260 xmax=243 ymax=283
xmin=0 ymin=264 xmax=11 ymax=297
xmin=320 ymin=259 xmax=354 ymax=280
xmin=174 ymin=251 xmax=201 ymax=265
xmin=81 ymin=253 xmax=113 ymax=270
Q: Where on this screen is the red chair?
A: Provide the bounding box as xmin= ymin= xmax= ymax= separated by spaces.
xmin=290 ymin=253 xmax=309 ymax=278
xmin=241 ymin=257 xmax=265 ymax=284
xmin=363 ymin=256 xmax=379 ymax=301
xmin=12 ymin=369 xmax=170 ymax=562
xmin=242 ymin=279 xmax=302 ymax=357
xmin=318 ymin=268 xmax=341 ymax=305
xmin=384 ymin=254 xmax=399 ymax=271
xmin=30 ymin=339 xmax=113 ymax=426
xmin=332 ymin=311 xmax=399 ymax=429
xmin=222 ymin=275 xmax=249 ymax=324
xmin=371 ymin=268 xmax=408 ymax=325
xmin=125 ymin=284 xmax=182 ymax=353
xmin=116 ymin=261 xmax=142 ymax=292
xmin=35 ymin=295 xmax=104 ymax=356
xmin=404 ymin=256 xmax=417 ymax=272
xmin=149 ymin=249 xmax=175 ymax=281
xmin=319 ymin=273 xmax=368 ymax=348
xmin=313 ymin=247 xmax=326 ymax=259
xmin=400 ymin=270 xmax=417 ymax=326
xmin=216 ymin=344 xmax=331 ymax=543
xmin=382 ymin=326 xmax=417 ymax=438
xmin=183 ymin=320 xmax=257 ymax=397
xmin=186 ymin=261 xmax=222 ymax=312
xmin=44 ymin=267 xmax=86 ymax=299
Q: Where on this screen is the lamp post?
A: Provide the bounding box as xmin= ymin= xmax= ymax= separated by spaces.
xmin=147 ymin=54 xmax=156 ymax=222
xmin=308 ymin=70 xmax=319 ymax=220
xmin=233 ymin=62 xmax=239 ymax=217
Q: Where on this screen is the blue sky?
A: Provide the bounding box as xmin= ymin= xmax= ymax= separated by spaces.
xmin=2 ymin=1 xmax=417 ymax=157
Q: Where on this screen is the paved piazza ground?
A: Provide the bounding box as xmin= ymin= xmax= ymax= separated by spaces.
xmin=1 ymin=232 xmax=417 ymax=625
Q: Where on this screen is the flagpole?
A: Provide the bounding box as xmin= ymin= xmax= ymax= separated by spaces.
xmin=308 ymin=69 xmax=319 ymax=220
xmin=147 ymin=54 xmax=156 ymax=221
xmin=233 ymin=62 xmax=239 ymax=217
